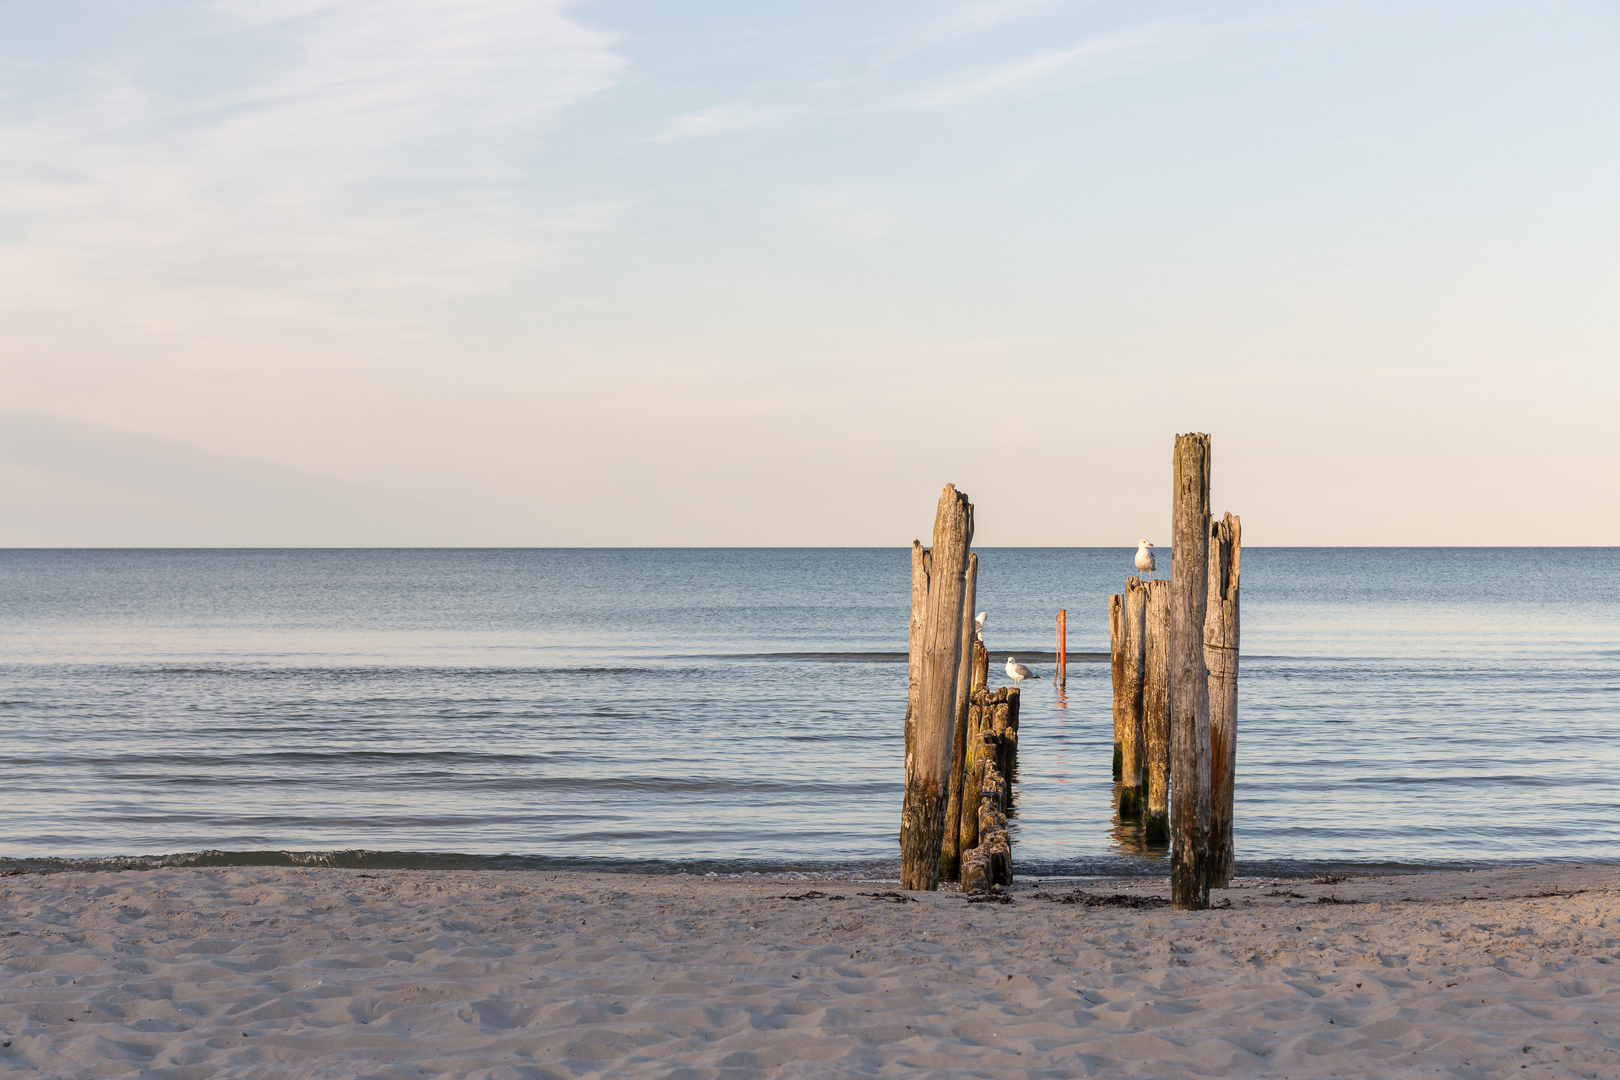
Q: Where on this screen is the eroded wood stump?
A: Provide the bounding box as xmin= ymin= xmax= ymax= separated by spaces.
xmin=960 ymin=733 xmax=1013 ymax=893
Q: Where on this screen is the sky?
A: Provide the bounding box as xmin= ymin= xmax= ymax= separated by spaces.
xmin=2 ymin=0 xmax=1616 ymax=546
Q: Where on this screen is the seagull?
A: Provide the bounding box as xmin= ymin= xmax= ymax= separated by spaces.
xmin=1134 ymin=539 xmax=1156 ymax=581
xmin=1005 ymin=657 xmax=1040 ymax=690
xmin=974 ymin=612 xmax=986 ymax=642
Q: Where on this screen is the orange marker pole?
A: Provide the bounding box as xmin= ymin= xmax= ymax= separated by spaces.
xmin=1057 ymin=609 xmax=1067 ymax=688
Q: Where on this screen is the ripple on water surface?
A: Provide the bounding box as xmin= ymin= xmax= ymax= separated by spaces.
xmin=0 ymin=547 xmax=1616 ymax=871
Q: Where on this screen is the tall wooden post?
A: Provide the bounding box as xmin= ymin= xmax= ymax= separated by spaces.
xmin=1170 ymin=433 xmax=1212 ymax=910
xmin=941 ymin=553 xmax=979 ymax=882
xmin=1206 ymin=513 xmax=1241 ymax=888
xmin=1108 ymin=595 xmax=1125 ymax=780
xmin=1120 ymin=576 xmax=1147 ymax=815
xmin=901 ymin=542 xmax=928 ymax=851
xmin=1056 ymin=609 xmax=1067 ymax=688
xmin=1143 ymin=578 xmax=1171 ymax=843
xmin=900 ymin=484 xmax=974 ymax=891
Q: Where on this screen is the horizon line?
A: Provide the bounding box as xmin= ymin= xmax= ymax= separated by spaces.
xmin=2 ymin=545 xmax=1615 ymax=553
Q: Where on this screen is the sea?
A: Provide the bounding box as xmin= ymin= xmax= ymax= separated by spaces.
xmin=1 ymin=548 xmax=1615 ymax=879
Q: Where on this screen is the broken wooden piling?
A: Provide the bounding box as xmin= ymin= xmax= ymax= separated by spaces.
xmin=1119 ymin=576 xmax=1148 ymax=816
xmin=1143 ymin=578 xmax=1172 ymax=843
xmin=959 ymin=691 xmax=1015 ymax=895
xmin=997 ymin=687 xmax=1020 ymax=807
xmin=899 ymin=485 xmax=974 ymax=891
xmin=953 ymin=634 xmax=989 ymax=872
xmin=1170 ymin=433 xmax=1212 ymax=910
xmin=1108 ymin=594 xmax=1125 ymax=780
xmin=957 ymin=697 xmax=986 ymax=856
xmin=902 ymin=542 xmax=927 ymax=853
xmin=1206 ymin=512 xmax=1241 ymax=888
xmin=941 ymin=553 xmax=980 ymax=882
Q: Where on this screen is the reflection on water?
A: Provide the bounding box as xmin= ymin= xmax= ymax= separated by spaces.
xmin=1104 ymin=781 xmax=1170 ymax=859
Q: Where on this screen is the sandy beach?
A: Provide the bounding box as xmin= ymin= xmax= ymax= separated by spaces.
xmin=0 ymin=864 xmax=1615 ymax=1078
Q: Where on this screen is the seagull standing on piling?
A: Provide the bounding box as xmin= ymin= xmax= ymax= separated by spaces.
xmin=1005 ymin=657 xmax=1039 ymax=690
xmin=974 ymin=612 xmax=986 ymax=642
xmin=1134 ymin=540 xmax=1157 ymax=580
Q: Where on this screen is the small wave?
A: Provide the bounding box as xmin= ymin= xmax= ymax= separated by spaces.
xmin=6 ymin=849 xmax=1609 ymax=880
xmin=0 ymin=849 xmax=903 ymax=878
xmin=673 ymin=650 xmax=1108 ymax=663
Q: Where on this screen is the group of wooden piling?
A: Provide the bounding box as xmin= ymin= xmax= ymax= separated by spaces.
xmin=900 ymin=484 xmax=1025 ymax=895
xmin=1110 ymin=577 xmax=1172 ymax=838
xmin=903 ymin=440 xmax=1237 ymax=910
xmin=1108 ymin=433 xmax=1242 ymax=910
xmin=956 ymin=674 xmax=1019 ymax=893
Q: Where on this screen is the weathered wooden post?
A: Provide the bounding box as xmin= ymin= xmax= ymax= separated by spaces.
xmin=1056 ymin=609 xmax=1067 ymax=688
xmin=1143 ymin=578 xmax=1171 ymax=843
xmin=1170 ymin=433 xmax=1212 ymax=910
xmin=1120 ymin=576 xmax=1147 ymax=815
xmin=963 ymin=641 xmax=989 ymax=843
xmin=1206 ymin=513 xmax=1241 ymax=888
xmin=960 ymin=726 xmax=1012 ymax=894
xmin=1001 ymin=687 xmax=1020 ymax=800
xmin=988 ymin=691 xmax=1011 ymax=808
xmin=900 ymin=484 xmax=974 ymax=891
xmin=941 ymin=553 xmax=979 ymax=882
xmin=1108 ymin=594 xmax=1125 ymax=780
xmin=901 ymin=542 xmax=926 ymax=852
xmin=958 ymin=691 xmax=988 ymax=857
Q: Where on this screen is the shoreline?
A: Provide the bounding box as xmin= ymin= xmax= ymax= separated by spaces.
xmin=3 ymin=862 xmax=1616 ymax=1077
xmin=8 ymin=848 xmax=1612 ymax=880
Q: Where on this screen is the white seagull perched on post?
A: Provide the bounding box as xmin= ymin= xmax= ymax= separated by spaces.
xmin=974 ymin=612 xmax=986 ymax=642
xmin=1005 ymin=657 xmax=1040 ymax=690
xmin=1134 ymin=539 xmax=1157 ymax=580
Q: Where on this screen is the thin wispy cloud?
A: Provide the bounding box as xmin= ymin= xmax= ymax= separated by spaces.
xmin=656 ymin=101 xmax=783 ymax=141
xmin=653 ymin=5 xmax=1341 ymax=133
xmin=920 ymin=0 xmax=1072 ymax=44
xmin=0 ymin=0 xmax=625 ymax=332
xmin=909 ymin=21 xmax=1186 ymax=106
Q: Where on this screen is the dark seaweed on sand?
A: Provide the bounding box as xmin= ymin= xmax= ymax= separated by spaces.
xmin=1039 ymin=890 xmax=1167 ymax=908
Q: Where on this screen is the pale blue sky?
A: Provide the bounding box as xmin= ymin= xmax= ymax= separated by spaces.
xmin=2 ymin=1 xmax=1616 ymax=544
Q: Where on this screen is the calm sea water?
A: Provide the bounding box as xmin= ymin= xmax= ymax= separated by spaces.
xmin=1 ymin=548 xmax=1616 ymax=877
